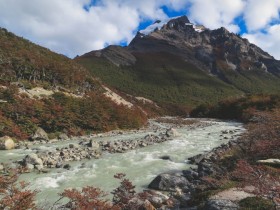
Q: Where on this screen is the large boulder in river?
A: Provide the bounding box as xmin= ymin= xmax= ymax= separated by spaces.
xmin=166 ymin=128 xmax=180 ymax=138
xmin=58 ymin=133 xmax=68 ymax=140
xmin=148 ymin=172 xmax=190 ymax=192
xmin=88 ymin=140 xmax=100 ymax=150
xmin=23 ymin=153 xmax=43 ymax=167
xmin=30 ymin=127 xmax=49 ymax=141
xmin=0 ymin=136 xmax=15 ymax=150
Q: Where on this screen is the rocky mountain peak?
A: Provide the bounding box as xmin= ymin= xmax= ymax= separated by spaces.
xmin=77 ymin=16 xmax=280 ymax=110
xmin=129 ymin=16 xmax=280 ymax=77
xmin=164 ymin=16 xmax=192 ymax=32
xmin=154 ymin=20 xmax=161 ymax=24
xmin=211 ymin=27 xmax=231 ymax=38
xmin=167 ymin=15 xmax=190 ymax=26
xmin=139 ymin=15 xmax=192 ymax=35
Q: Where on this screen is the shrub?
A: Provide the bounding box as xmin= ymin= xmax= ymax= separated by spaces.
xmin=0 ymin=90 xmax=147 ymax=140
xmin=59 ymin=187 xmax=115 ymax=210
xmin=232 ymin=160 xmax=280 ymax=200
xmin=239 ymin=197 xmax=275 ymax=210
xmin=0 ymin=169 xmax=37 ymax=210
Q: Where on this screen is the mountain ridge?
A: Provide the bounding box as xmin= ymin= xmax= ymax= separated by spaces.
xmin=76 ymin=15 xmax=280 ymax=108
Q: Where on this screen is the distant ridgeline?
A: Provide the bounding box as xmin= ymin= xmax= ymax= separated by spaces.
xmin=76 ymin=16 xmax=280 ymax=109
xmin=1 ymin=13 xmax=280 ymax=140
xmin=0 ymin=28 xmax=147 ymax=140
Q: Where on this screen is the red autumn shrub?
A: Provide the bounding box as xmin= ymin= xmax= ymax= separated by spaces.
xmin=0 ymin=169 xmax=37 ymax=210
xmin=232 ymin=160 xmax=280 ymax=201
xmin=59 ymin=186 xmax=117 ymax=210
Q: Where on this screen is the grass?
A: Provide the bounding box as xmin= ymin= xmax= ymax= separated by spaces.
xmin=0 ymin=28 xmax=96 ymax=90
xmin=77 ymin=51 xmax=242 ymax=109
xmin=77 ymin=45 xmax=280 ymax=113
xmin=239 ymin=197 xmax=275 ymax=210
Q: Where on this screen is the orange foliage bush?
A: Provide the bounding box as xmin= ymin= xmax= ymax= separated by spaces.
xmin=0 ymin=169 xmax=37 ymax=210
xmin=56 ymin=173 xmax=155 ymax=210
xmin=59 ymin=186 xmax=116 ymax=210
xmin=232 ymin=160 xmax=280 ymax=201
xmin=0 ymin=88 xmax=147 ymax=140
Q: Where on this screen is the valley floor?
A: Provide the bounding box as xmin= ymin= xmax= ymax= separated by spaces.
xmin=0 ymin=117 xmax=245 ymax=209
xmin=1 ymin=109 xmax=279 ymax=210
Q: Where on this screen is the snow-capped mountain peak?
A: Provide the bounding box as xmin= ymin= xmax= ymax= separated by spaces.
xmin=139 ymin=15 xmax=206 ymax=36
xmin=139 ymin=17 xmax=179 ymax=35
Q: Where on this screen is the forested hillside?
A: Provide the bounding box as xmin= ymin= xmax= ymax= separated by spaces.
xmin=0 ymin=28 xmax=147 ymax=140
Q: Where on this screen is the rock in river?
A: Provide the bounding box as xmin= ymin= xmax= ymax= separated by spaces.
xmin=23 ymin=153 xmax=43 ymax=167
xmin=148 ymin=172 xmax=190 ymax=192
xmin=88 ymin=140 xmax=100 ymax=150
xmin=0 ymin=136 xmax=15 ymax=150
xmin=58 ymin=133 xmax=68 ymax=140
xmin=166 ymin=128 xmax=180 ymax=138
xmin=159 ymin=155 xmax=172 ymax=161
xmin=30 ymin=127 xmax=49 ymax=141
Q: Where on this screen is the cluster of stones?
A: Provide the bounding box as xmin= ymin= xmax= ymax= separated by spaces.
xmin=148 ymin=137 xmax=244 ymax=191
xmin=99 ymin=128 xmax=180 ymax=153
xmin=18 ymin=128 xmax=179 ymax=172
xmin=147 ymin=132 xmax=245 ymax=209
xmin=20 ymin=141 xmax=101 ymax=171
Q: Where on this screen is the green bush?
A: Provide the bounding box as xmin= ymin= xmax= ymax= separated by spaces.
xmin=239 ymin=197 xmax=274 ymax=210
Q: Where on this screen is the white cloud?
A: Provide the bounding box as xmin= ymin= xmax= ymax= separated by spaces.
xmin=243 ymin=24 xmax=280 ymax=60
xmin=188 ymin=0 xmax=245 ymax=33
xmin=167 ymin=0 xmax=190 ymax=11
xmin=244 ymin=0 xmax=280 ymax=31
xmin=0 ymin=0 xmax=171 ymax=57
xmin=0 ymin=0 xmax=280 ymax=60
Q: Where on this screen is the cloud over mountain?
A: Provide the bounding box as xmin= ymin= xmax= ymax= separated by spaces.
xmin=0 ymin=0 xmax=279 ymax=59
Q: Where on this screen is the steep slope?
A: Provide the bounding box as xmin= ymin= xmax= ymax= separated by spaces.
xmin=76 ymin=16 xmax=280 ymax=108
xmin=0 ymin=28 xmax=94 ymax=91
xmin=0 ymin=28 xmax=147 ymax=140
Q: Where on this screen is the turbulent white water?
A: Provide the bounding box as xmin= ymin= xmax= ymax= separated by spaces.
xmin=0 ymin=119 xmax=245 ymax=206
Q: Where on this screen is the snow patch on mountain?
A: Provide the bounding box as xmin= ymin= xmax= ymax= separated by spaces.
xmin=139 ymin=16 xmax=206 ymax=36
xmin=193 ymin=25 xmax=206 ymax=33
xmin=139 ymin=16 xmax=180 ymax=35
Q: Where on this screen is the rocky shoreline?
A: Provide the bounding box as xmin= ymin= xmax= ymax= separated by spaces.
xmin=17 ymin=127 xmax=180 ymax=172
xmin=0 ymin=118 xmax=244 ymax=210
xmin=147 ymin=133 xmax=245 ymax=209
xmin=0 ymin=118 xmax=211 ymax=173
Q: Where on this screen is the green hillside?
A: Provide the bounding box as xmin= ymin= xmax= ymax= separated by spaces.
xmin=77 ymin=51 xmax=242 ymax=108
xmin=76 ymin=16 xmax=280 ymax=110
xmin=0 ymin=28 xmax=147 ymax=140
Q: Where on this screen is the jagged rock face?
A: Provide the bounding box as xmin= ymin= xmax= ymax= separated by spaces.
xmin=80 ymin=15 xmax=280 ymax=77
xmin=129 ymin=16 xmax=280 ymax=77
xmin=77 ymin=15 xmax=280 ymax=107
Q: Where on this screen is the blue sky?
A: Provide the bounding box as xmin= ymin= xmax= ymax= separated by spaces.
xmin=0 ymin=0 xmax=280 ymax=59
xmin=138 ymin=6 xmax=187 ymax=32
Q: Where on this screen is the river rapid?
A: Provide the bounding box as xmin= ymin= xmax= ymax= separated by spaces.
xmin=0 ymin=118 xmax=245 ymax=206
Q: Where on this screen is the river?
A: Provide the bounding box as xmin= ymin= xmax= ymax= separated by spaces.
xmin=0 ymin=118 xmax=245 ymax=207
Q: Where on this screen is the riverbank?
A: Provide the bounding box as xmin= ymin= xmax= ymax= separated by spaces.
xmin=0 ymin=117 xmax=245 ymax=209
xmin=1 ymin=117 xmax=202 ymax=171
xmin=148 ymin=110 xmax=280 ymax=209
